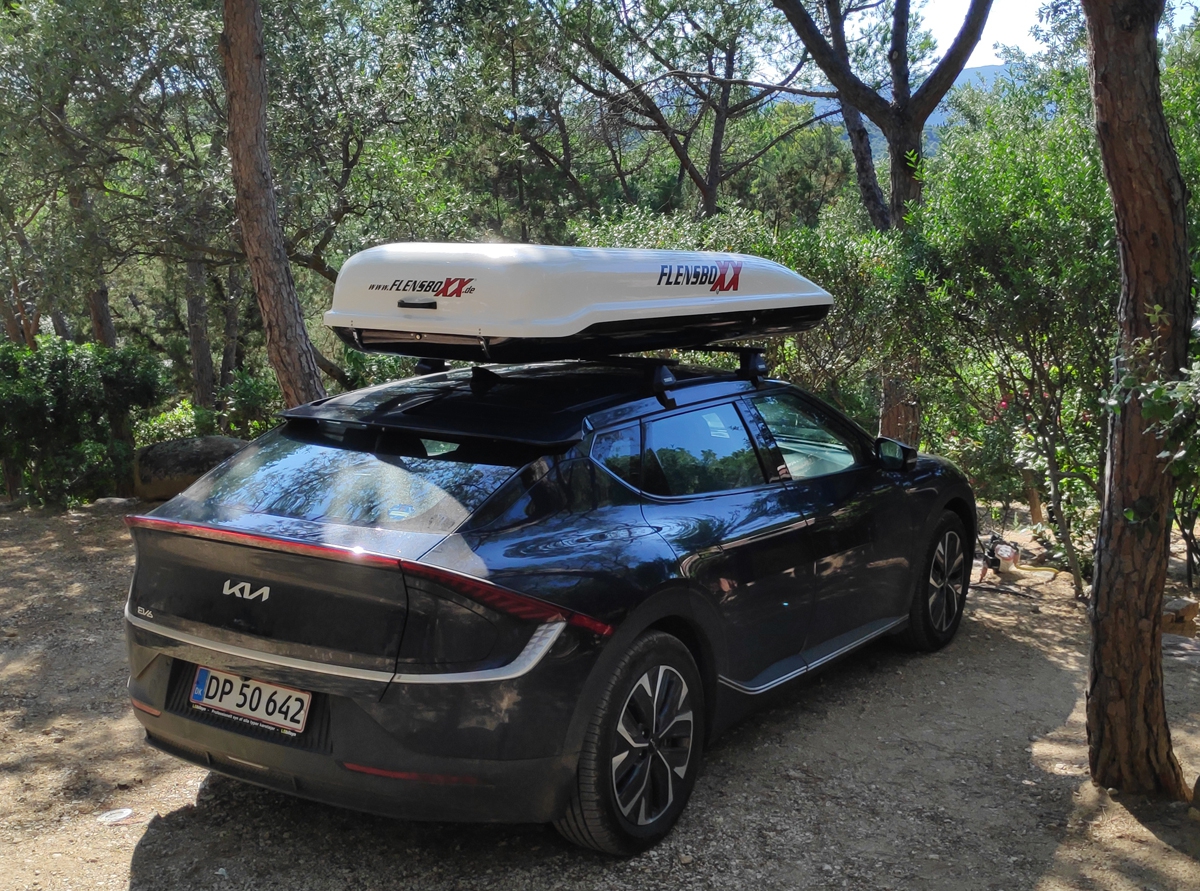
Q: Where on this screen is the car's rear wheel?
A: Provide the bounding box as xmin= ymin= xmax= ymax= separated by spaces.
xmin=902 ymin=511 xmax=969 ymax=651
xmin=554 ymin=631 xmax=704 ymax=855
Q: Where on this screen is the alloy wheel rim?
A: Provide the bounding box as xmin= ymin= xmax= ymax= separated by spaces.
xmin=928 ymin=530 xmax=965 ymax=632
xmin=610 ymin=665 xmax=694 ymax=826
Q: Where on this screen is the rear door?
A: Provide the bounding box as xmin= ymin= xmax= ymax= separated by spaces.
xmin=636 ymin=401 xmax=816 ymax=683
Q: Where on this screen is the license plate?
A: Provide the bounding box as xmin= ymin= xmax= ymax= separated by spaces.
xmin=189 ymin=666 xmax=311 ymax=734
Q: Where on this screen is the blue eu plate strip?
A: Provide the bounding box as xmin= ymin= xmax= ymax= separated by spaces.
xmin=191 ymin=668 xmax=210 ymax=703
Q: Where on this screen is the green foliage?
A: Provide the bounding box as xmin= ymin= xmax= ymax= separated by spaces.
xmin=221 ymin=370 xmax=283 ymax=441
xmin=0 ymin=338 xmax=164 ymax=504
xmin=340 ymin=348 xmax=418 ymax=391
xmin=134 ymin=399 xmax=218 ymax=446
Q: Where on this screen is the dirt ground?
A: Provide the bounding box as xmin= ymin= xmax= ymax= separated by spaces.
xmin=1 ymin=503 xmax=1199 ymax=891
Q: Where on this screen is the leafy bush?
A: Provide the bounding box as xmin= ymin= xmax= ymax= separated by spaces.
xmin=221 ymin=369 xmax=284 ymax=440
xmin=340 ymin=348 xmax=417 ymax=391
xmin=0 ymin=337 xmax=165 ymax=504
xmin=134 ymin=399 xmax=219 ymax=446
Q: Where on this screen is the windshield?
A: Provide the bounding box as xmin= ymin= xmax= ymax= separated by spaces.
xmin=167 ymin=427 xmax=524 ymax=536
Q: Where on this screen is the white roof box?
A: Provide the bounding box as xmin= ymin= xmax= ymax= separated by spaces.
xmin=324 ymin=242 xmax=832 ymax=362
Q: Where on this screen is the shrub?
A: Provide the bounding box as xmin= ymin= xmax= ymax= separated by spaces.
xmin=0 ymin=337 xmax=165 ymax=504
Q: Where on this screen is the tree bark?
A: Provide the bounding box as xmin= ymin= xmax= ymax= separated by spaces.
xmin=1021 ymin=468 xmax=1046 ymax=526
xmin=220 ymin=267 xmax=242 ymax=390
xmin=879 ymin=375 xmax=920 ymax=445
xmin=185 ymin=258 xmax=216 ymax=409
xmin=886 ymin=124 xmax=923 ymax=229
xmin=824 ymin=1 xmax=890 ymax=232
xmin=86 ymin=280 xmax=117 ymax=348
xmin=221 ymin=0 xmax=325 ymax=408
xmin=1081 ymin=0 xmax=1192 ymax=800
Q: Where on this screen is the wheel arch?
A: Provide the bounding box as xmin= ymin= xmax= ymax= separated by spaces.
xmin=560 ymin=585 xmax=728 ymax=764
xmin=943 ymin=496 xmax=977 ymax=547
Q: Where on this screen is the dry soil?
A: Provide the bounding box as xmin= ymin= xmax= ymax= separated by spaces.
xmin=1 ymin=503 xmax=1198 ymax=890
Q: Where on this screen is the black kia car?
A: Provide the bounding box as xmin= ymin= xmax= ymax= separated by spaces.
xmin=124 ymin=358 xmax=975 ymax=854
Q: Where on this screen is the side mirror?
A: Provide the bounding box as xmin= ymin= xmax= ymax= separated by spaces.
xmin=876 ymin=437 xmax=918 ymax=472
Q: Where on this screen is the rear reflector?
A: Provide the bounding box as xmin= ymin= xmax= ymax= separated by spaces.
xmin=131 ymin=699 xmax=162 ymax=717
xmin=126 ymin=515 xmax=614 ymax=636
xmin=342 ymin=762 xmax=480 ymax=785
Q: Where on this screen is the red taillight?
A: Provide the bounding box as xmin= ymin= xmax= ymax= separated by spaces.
xmin=399 ymin=561 xmax=613 ymax=636
xmin=126 ymin=514 xmax=614 ymax=636
xmin=131 ymin=699 xmax=161 ymax=717
xmin=342 ymin=762 xmax=480 ymax=785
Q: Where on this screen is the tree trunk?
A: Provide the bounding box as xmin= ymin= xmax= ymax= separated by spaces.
xmin=86 ymin=280 xmax=117 ymax=348
xmin=1021 ymin=468 xmax=1046 ymax=525
xmin=2 ymin=457 xmax=20 ymax=502
xmin=185 ymin=258 xmax=216 ymax=409
xmin=842 ymin=104 xmax=890 ymax=231
xmin=886 ymin=124 xmax=923 ymax=230
xmin=220 ymin=267 xmax=242 ymax=390
xmin=824 ymin=0 xmax=890 ymax=232
xmin=878 ymin=375 xmax=920 ymax=444
xmin=1042 ymin=431 xmax=1087 ymax=600
xmin=1081 ymin=0 xmax=1192 ymax=800
xmin=221 ymin=0 xmax=325 ymax=408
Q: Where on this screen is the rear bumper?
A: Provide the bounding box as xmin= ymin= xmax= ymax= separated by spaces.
xmin=126 ymin=618 xmax=599 ymax=824
xmin=140 ymin=714 xmax=575 ymax=823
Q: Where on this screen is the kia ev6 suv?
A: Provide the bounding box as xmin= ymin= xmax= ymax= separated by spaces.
xmin=124 ymin=360 xmax=975 ymax=854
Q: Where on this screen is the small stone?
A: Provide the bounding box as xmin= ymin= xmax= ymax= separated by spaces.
xmin=1030 ymin=606 xmax=1041 ymax=613
xmin=678 ymin=854 xmax=693 ymax=865
xmin=927 ymin=854 xmax=940 ymax=861
xmin=1188 ymin=807 xmax=1200 ymax=824
xmin=822 ymin=864 xmax=834 ymax=872
xmin=96 ymin=808 xmax=133 ymax=824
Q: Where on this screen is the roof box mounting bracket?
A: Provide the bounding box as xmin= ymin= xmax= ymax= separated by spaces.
xmin=415 ymin=357 xmax=449 ymax=376
xmin=648 ymin=364 xmax=677 ymax=409
xmin=735 ymin=348 xmax=769 ymax=386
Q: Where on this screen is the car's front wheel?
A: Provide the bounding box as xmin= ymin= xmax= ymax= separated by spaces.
xmin=554 ymin=631 xmax=704 ymax=855
xmin=902 ymin=511 xmax=970 ymax=651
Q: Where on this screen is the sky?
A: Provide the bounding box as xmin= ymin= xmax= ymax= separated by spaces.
xmin=922 ymin=0 xmax=1045 ymax=68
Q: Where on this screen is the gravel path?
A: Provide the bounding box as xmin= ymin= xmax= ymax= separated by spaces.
xmin=1 ymin=503 xmax=1198 ymax=890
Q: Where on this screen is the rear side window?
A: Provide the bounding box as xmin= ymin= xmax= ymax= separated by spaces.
xmin=591 ymin=425 xmax=640 ymax=488
xmin=175 ymin=428 xmax=522 ymax=535
xmin=642 ymin=404 xmax=765 ymax=497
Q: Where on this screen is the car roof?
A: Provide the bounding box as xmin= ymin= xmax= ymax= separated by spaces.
xmin=282 ymin=360 xmax=753 ymax=449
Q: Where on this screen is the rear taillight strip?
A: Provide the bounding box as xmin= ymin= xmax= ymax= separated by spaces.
xmin=127 ymin=514 xmax=614 ymax=637
xmin=124 ymin=515 xmax=402 ymax=570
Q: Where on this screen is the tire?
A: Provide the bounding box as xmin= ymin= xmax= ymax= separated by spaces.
xmin=553 ymin=631 xmax=704 ymax=855
xmin=901 ymin=511 xmax=970 ymax=651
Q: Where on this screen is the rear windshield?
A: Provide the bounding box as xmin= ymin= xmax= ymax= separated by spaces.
xmin=170 ymin=427 xmax=525 ymax=535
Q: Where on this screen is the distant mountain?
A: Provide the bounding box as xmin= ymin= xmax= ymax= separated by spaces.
xmin=801 ymin=64 xmax=1013 ymax=154
xmin=925 ymin=64 xmax=1009 ymax=128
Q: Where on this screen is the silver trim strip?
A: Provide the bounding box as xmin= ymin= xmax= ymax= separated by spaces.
xmin=717 ymin=617 xmax=908 ymax=695
xmin=393 ymin=621 xmax=565 ymax=684
xmin=124 ymin=605 xmax=565 ymax=685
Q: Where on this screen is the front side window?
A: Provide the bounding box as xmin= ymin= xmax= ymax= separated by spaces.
xmin=750 ymin=394 xmax=859 ymax=480
xmin=642 ymin=403 xmax=765 ymax=497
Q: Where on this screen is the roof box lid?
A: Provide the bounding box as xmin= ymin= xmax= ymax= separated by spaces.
xmin=324 ymin=242 xmax=832 ymax=362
